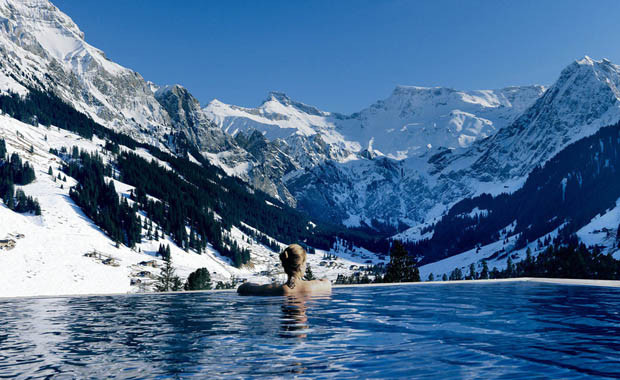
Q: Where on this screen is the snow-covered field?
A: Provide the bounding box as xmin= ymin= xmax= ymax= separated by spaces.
xmin=577 ymin=198 xmax=620 ymax=259
xmin=418 ymin=204 xmax=620 ymax=281
xmin=418 ymin=223 xmax=569 ymax=282
xmin=0 ymin=115 xmax=381 ymax=298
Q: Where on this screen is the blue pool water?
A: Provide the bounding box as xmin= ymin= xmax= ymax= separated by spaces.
xmin=1 ymin=282 xmax=619 ymax=379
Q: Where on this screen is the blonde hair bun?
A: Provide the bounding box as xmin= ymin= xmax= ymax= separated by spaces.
xmin=280 ymin=244 xmax=307 ymax=278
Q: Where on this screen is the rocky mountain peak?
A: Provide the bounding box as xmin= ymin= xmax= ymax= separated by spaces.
xmin=456 ymin=56 xmax=620 ymax=182
xmin=266 ymin=91 xmax=292 ymax=104
xmin=261 ymin=91 xmax=327 ymax=117
xmin=0 ymin=0 xmax=174 ymax=144
xmin=0 ymin=0 xmax=84 ymax=39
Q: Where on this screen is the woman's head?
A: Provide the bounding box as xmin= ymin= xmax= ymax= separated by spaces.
xmin=280 ymin=244 xmax=307 ymax=279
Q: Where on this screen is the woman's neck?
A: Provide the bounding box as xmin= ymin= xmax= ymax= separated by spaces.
xmin=286 ymin=274 xmax=302 ymax=288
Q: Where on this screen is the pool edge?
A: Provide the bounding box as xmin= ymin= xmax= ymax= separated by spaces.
xmin=1 ymin=277 xmax=619 ymax=301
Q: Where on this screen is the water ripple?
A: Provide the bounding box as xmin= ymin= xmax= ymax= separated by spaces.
xmin=1 ymin=283 xmax=619 ymax=379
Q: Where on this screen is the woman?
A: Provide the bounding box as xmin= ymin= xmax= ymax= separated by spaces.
xmin=237 ymin=244 xmax=332 ymax=296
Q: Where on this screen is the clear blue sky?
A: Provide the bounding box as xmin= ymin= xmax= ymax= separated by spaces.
xmin=53 ymin=0 xmax=620 ymax=113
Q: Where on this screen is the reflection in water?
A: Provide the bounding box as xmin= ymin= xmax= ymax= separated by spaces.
xmin=280 ymin=295 xmax=309 ymax=339
xmin=1 ymin=284 xmax=620 ymax=379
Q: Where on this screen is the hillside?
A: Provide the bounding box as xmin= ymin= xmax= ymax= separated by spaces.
xmin=0 ymin=111 xmax=386 ymax=297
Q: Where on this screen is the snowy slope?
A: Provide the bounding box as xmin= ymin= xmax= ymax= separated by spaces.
xmin=576 ymin=197 xmax=620 ymax=259
xmin=418 ymin=225 xmax=567 ymax=282
xmin=0 ymin=115 xmax=377 ymax=297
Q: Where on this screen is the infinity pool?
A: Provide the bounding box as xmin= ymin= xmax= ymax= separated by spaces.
xmin=1 ymin=282 xmax=619 ymax=379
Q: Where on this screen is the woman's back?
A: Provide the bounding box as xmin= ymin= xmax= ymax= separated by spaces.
xmin=237 ymin=278 xmax=331 ymax=296
xmin=284 ymin=278 xmax=331 ymax=295
xmin=237 ymin=244 xmax=332 ymax=296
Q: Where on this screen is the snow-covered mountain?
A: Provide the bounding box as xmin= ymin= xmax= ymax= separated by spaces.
xmin=0 ymin=0 xmax=298 ymax=205
xmin=0 ymin=0 xmax=171 ymax=143
xmin=205 ymin=85 xmax=545 ymax=162
xmin=280 ymin=57 xmax=620 ymax=227
xmin=0 ymin=0 xmax=567 ymax=229
xmin=0 ymin=0 xmax=240 ymax=154
xmin=449 ymin=56 xmax=620 ymax=181
xmin=205 ymin=83 xmax=546 ymax=225
xmin=389 ymin=56 xmax=620 ymax=242
xmin=205 ymin=56 xmax=620 ymax=229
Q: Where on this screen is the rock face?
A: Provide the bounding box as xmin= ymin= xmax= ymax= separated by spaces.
xmin=154 ymin=84 xmax=234 ymax=153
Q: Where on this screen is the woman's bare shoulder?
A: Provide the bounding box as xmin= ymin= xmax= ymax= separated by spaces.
xmin=312 ymin=278 xmax=332 ymax=290
xmin=289 ymin=278 xmax=332 ymax=294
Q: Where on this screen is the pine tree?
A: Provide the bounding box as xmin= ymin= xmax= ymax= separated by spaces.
xmin=189 ymin=229 xmax=196 ymax=251
xmin=449 ymin=267 xmax=463 ymax=281
xmin=506 ymin=257 xmax=514 ymax=277
xmin=6 ymin=191 xmax=15 ymax=210
xmin=48 ymin=166 xmax=53 ymax=176
xmin=33 ymin=200 xmax=41 ymax=215
xmin=304 ymin=263 xmax=316 ymax=280
xmin=172 ymin=276 xmax=183 ymax=291
xmin=490 ymin=267 xmax=500 ymax=279
xmin=157 ymin=244 xmax=171 ymax=260
xmin=384 ymin=240 xmax=420 ymax=283
xmin=155 ymin=256 xmax=181 ymax=292
xmin=480 ymin=261 xmax=489 ymax=279
xmin=184 ymin=268 xmax=212 ymax=290
xmin=427 ymin=273 xmax=434 ymax=281
xmin=468 ymin=263 xmax=476 ymax=280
